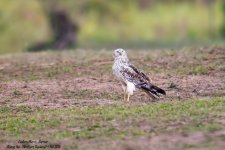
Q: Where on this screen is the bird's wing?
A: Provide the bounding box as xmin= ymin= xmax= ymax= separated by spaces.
xmin=121 ymin=64 xmax=166 ymax=97
xmin=121 ymin=64 xmax=150 ymax=86
xmin=129 ymin=64 xmax=151 ymax=83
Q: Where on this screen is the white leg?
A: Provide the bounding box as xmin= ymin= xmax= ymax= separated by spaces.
xmin=122 ymin=84 xmax=126 ymax=91
xmin=127 ymin=93 xmax=130 ymax=102
xmin=124 ymin=91 xmax=127 ymax=101
xmin=121 ymin=84 xmax=126 ymax=101
xmin=125 ymin=81 xmax=135 ymax=102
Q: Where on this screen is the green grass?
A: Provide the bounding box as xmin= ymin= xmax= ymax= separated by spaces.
xmin=0 ymin=1 xmax=224 ymax=53
xmin=62 ymin=89 xmax=121 ymax=100
xmin=0 ymin=48 xmax=224 ymax=149
xmin=0 ymin=98 xmax=224 ymax=142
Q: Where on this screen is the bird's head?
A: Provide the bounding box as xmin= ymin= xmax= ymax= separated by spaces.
xmin=114 ymin=48 xmax=128 ymax=60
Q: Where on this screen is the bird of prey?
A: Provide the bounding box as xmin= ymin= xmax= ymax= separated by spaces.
xmin=112 ymin=48 xmax=166 ymax=101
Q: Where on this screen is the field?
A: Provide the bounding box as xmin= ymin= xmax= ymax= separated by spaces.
xmin=0 ymin=0 xmax=224 ymax=54
xmin=0 ymin=47 xmax=225 ymax=150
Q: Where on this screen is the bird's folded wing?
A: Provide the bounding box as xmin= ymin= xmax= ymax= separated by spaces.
xmin=121 ymin=64 xmax=150 ymax=86
xmin=129 ymin=64 xmax=151 ymax=82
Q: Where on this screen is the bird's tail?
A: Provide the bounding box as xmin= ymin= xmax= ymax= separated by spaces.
xmin=141 ymin=84 xmax=166 ymax=99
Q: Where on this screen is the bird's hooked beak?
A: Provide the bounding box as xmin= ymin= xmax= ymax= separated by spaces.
xmin=113 ymin=51 xmax=120 ymax=58
xmin=113 ymin=52 xmax=116 ymax=58
xmin=114 ymin=49 xmax=124 ymax=59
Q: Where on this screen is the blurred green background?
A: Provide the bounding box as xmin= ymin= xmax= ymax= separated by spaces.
xmin=0 ymin=0 xmax=225 ymax=54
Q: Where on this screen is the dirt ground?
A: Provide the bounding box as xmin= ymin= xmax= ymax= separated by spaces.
xmin=0 ymin=47 xmax=224 ymax=107
xmin=0 ymin=74 xmax=224 ymax=108
xmin=0 ymin=47 xmax=224 ymax=150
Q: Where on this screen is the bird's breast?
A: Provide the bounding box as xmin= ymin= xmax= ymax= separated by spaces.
xmin=112 ymin=61 xmax=125 ymax=80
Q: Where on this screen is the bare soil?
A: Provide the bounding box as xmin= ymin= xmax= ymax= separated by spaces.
xmin=0 ymin=73 xmax=224 ymax=108
xmin=0 ymin=47 xmax=224 ymax=108
xmin=0 ymin=47 xmax=224 ymax=150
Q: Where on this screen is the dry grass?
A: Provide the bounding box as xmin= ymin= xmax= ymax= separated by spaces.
xmin=0 ymin=47 xmax=224 ymax=149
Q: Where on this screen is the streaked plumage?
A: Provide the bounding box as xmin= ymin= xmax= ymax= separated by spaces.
xmin=112 ymin=48 xmax=166 ymax=101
